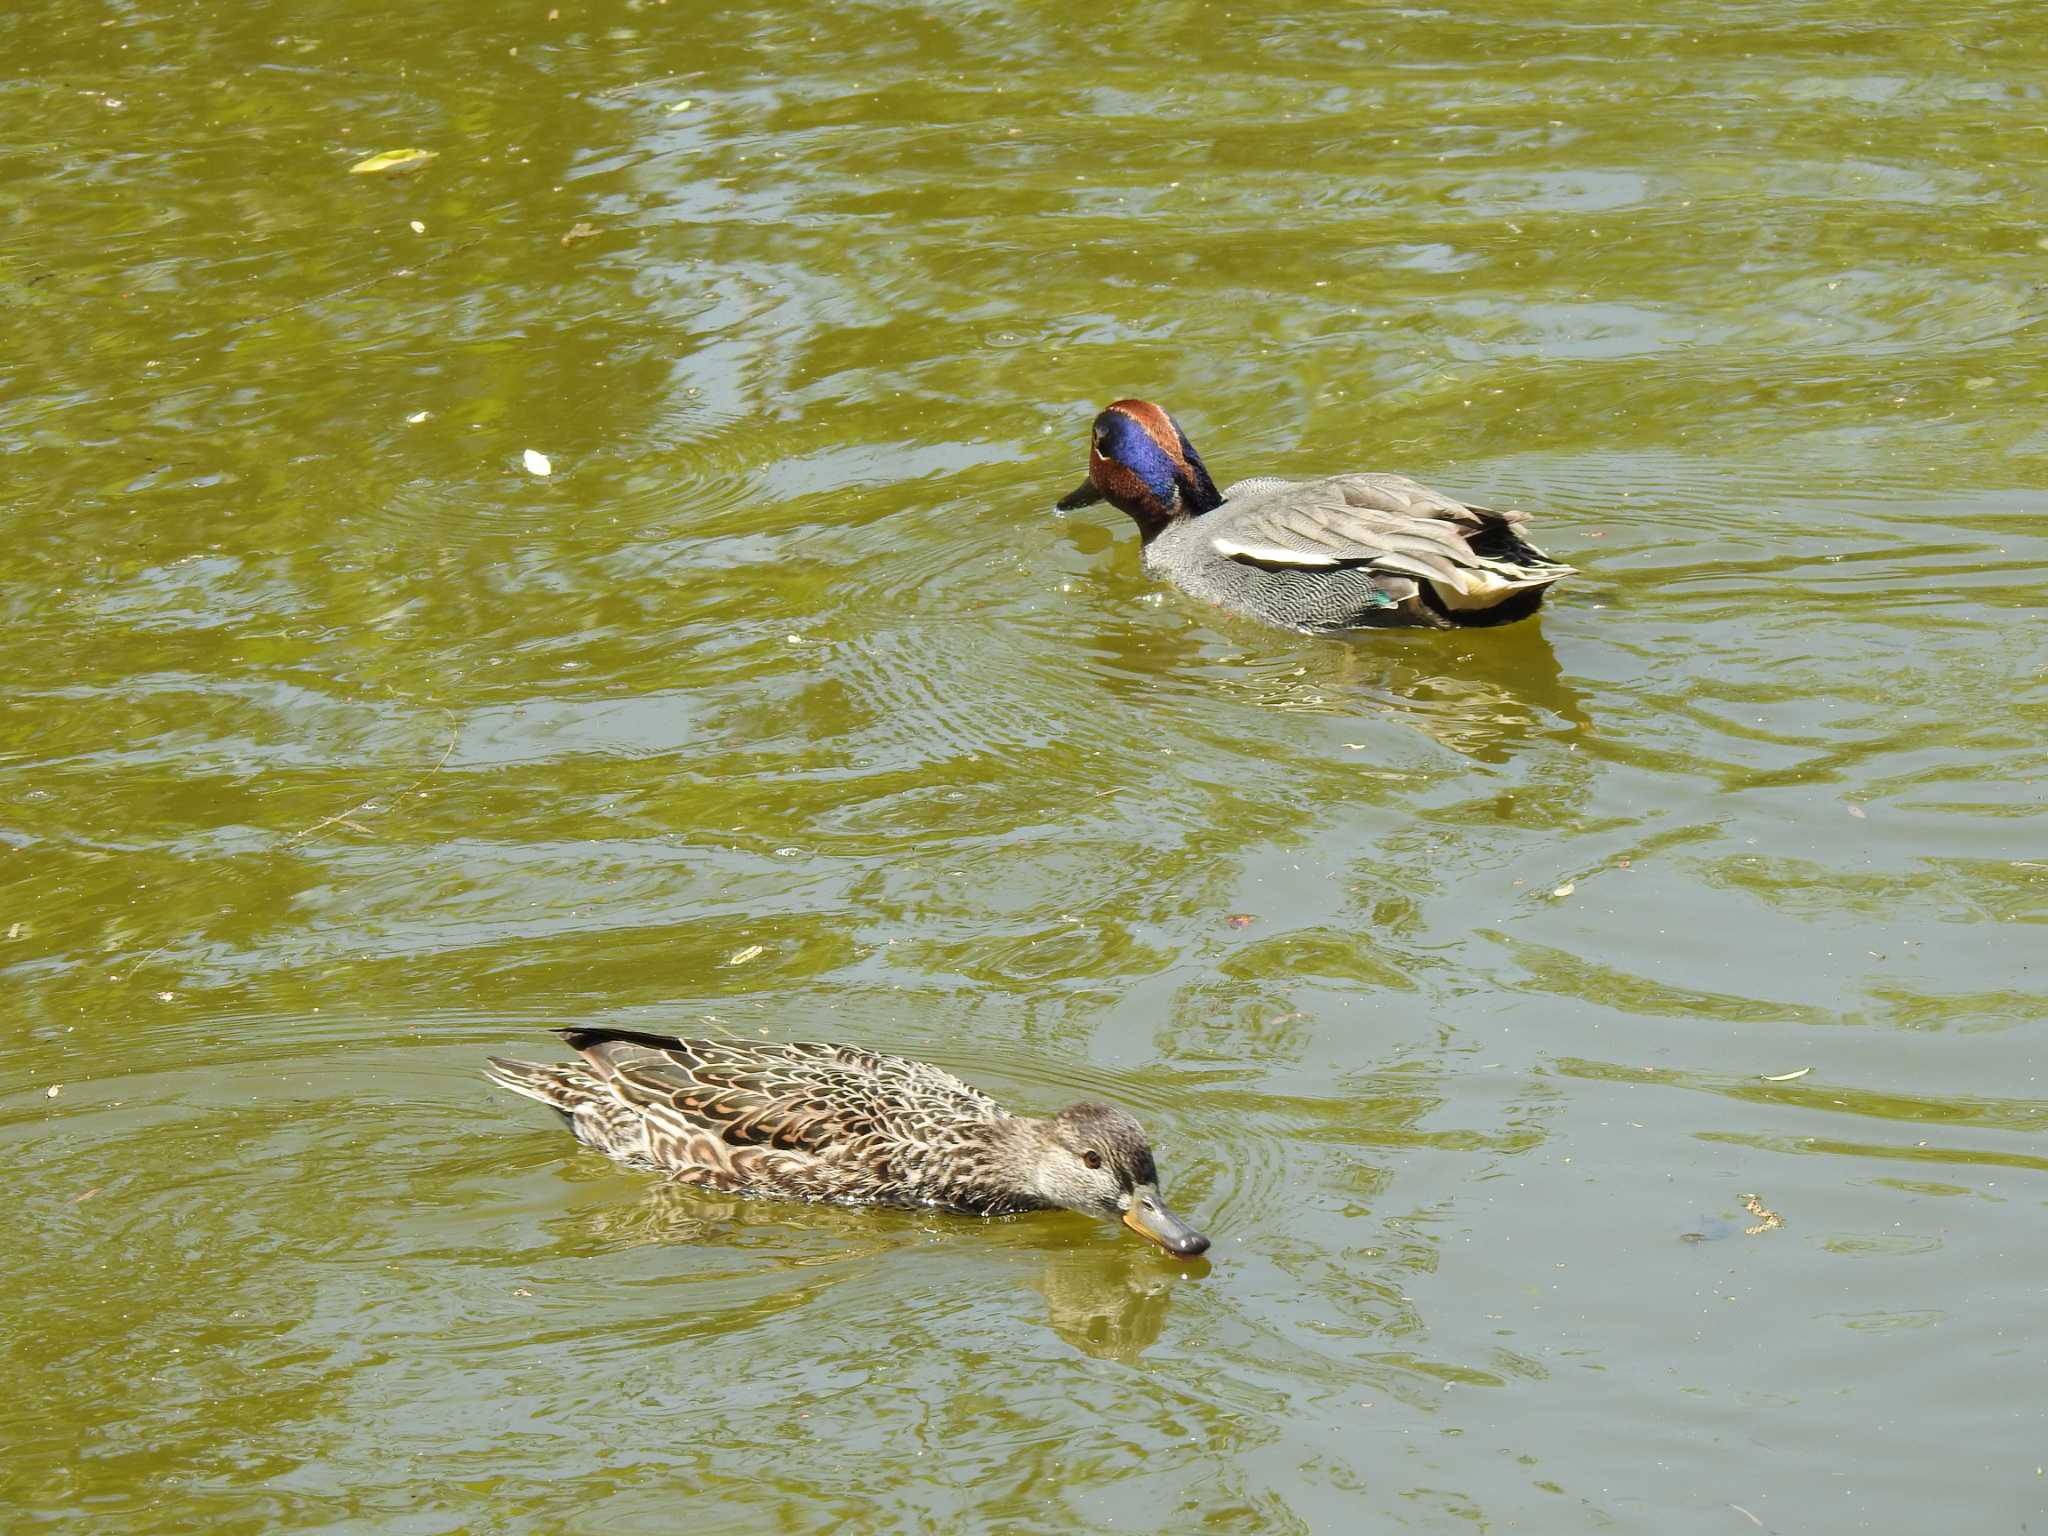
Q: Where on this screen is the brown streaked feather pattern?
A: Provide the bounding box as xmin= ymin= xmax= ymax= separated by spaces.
xmin=486 ymin=1029 xmax=1053 ymax=1215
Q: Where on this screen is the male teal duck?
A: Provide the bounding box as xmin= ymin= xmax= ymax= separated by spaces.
xmin=1057 ymin=399 xmax=1574 ymax=631
xmin=485 ymin=1028 xmax=1210 ymax=1257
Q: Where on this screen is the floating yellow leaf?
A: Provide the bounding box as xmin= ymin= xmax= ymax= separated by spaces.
xmin=348 ymin=148 xmax=438 ymax=176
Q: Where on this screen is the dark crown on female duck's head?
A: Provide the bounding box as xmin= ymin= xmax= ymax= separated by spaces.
xmin=1056 ymin=399 xmax=1224 ymax=537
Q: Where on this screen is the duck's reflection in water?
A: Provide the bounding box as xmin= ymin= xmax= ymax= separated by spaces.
xmin=1326 ymin=620 xmax=1591 ymax=765
xmin=574 ymin=1182 xmax=906 ymax=1264
xmin=1029 ymin=1242 xmax=1203 ymax=1362
xmin=1077 ymin=607 xmax=1589 ymax=768
xmin=562 ymin=1181 xmax=1199 ymax=1359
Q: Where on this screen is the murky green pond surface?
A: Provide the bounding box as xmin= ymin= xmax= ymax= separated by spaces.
xmin=5 ymin=1 xmax=2045 ymax=1530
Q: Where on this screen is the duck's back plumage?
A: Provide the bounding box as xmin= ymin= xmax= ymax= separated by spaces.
xmin=1147 ymin=473 xmax=1574 ymax=632
xmin=485 ymin=1028 xmax=1043 ymax=1214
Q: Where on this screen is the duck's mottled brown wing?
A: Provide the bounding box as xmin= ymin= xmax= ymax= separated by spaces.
xmin=559 ymin=1028 xmax=1001 ymax=1161
xmin=488 ymin=1028 xmax=1018 ymax=1204
xmin=1207 ymin=474 xmax=1572 ymax=603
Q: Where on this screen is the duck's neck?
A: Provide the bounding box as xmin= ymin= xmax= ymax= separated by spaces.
xmin=1177 ymin=438 xmax=1225 ymax=516
xmin=1132 ymin=508 xmax=1178 ymax=546
xmin=1132 ymin=475 xmax=1224 ymax=546
xmin=948 ymin=1115 xmax=1056 ymax=1216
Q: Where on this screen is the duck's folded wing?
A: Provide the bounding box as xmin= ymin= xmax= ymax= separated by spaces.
xmin=562 ymin=1030 xmax=845 ymax=1151
xmin=1208 ymin=474 xmax=1568 ymax=602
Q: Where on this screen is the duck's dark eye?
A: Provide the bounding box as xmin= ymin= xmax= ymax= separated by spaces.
xmin=1083 ymin=1150 xmax=1103 ymax=1170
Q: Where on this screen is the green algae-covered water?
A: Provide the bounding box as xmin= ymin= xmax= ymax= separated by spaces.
xmin=4 ymin=1 xmax=2045 ymax=1529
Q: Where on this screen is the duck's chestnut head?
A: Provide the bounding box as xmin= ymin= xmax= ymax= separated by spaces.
xmin=1056 ymin=399 xmax=1223 ymax=536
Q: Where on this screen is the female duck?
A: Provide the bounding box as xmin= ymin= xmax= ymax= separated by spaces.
xmin=486 ymin=1028 xmax=1210 ymax=1258
xmin=1057 ymin=399 xmax=1573 ymax=631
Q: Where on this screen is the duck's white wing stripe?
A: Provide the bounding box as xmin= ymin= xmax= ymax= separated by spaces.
xmin=1210 ymin=534 xmax=1342 ymax=567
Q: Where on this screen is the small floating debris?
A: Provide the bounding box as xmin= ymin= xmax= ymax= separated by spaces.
xmin=560 ymin=221 xmax=603 ymax=246
xmin=1550 ymin=882 xmax=1575 ymax=898
xmin=406 ymin=410 xmax=430 ymax=424
xmin=1224 ymin=914 xmax=1255 ymax=930
xmin=521 ymin=448 xmax=552 ymax=477
xmin=1739 ymin=1192 xmax=1784 ymax=1236
xmin=726 ymin=944 xmax=765 ymax=967
xmin=348 ymin=148 xmax=438 ymax=176
xmin=1761 ymin=1067 xmax=1812 ymax=1082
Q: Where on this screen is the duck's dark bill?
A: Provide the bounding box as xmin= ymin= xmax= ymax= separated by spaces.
xmin=1056 ymin=479 xmax=1104 ymax=510
xmin=1122 ymin=1188 xmax=1211 ymax=1259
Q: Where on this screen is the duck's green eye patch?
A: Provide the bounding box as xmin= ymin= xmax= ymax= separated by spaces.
xmin=1083 ymin=1150 xmax=1102 ymax=1170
